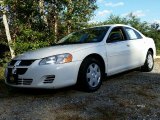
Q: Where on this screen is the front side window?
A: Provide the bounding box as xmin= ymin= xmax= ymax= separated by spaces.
xmin=57 ymin=26 xmax=110 ymax=45
xmin=107 ymin=27 xmax=126 ymax=43
xmin=124 ymin=27 xmax=143 ymax=40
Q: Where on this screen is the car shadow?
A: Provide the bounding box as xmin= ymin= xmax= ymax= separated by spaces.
xmin=4 ymin=85 xmax=77 ymax=98
xmin=0 ymin=68 xmax=160 ymax=98
xmin=4 ymin=69 xmax=137 ymax=96
xmin=105 ymin=68 xmax=140 ymax=80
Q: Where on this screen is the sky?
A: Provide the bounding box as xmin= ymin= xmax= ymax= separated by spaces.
xmin=89 ymin=0 xmax=160 ymax=24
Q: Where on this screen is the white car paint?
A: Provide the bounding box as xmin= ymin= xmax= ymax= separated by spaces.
xmin=5 ymin=24 xmax=156 ymax=89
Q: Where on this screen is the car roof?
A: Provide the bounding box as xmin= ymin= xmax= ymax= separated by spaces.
xmin=86 ymin=24 xmax=135 ymax=30
xmin=91 ymin=24 xmax=132 ymax=28
xmin=85 ymin=24 xmax=145 ymax=37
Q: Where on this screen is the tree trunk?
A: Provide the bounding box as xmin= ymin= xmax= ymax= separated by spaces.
xmin=67 ymin=0 xmax=73 ymax=34
xmin=54 ymin=15 xmax=58 ymax=43
xmin=53 ymin=0 xmax=58 ymax=43
xmin=39 ymin=0 xmax=48 ymax=25
xmin=2 ymin=13 xmax=15 ymax=58
xmin=67 ymin=20 xmax=71 ymax=34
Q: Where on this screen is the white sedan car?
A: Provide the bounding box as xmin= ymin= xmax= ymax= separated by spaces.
xmin=5 ymin=24 xmax=156 ymax=92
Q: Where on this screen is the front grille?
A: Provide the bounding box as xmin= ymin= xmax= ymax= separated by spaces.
xmin=8 ymin=68 xmax=28 ymax=75
xmin=8 ymin=60 xmax=35 ymax=75
xmin=43 ymin=75 xmax=55 ymax=83
xmin=7 ymin=59 xmax=34 ymax=85
xmin=9 ymin=60 xmax=35 ymax=66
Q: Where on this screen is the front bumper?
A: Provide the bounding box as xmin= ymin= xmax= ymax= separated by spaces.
xmin=5 ymin=59 xmax=81 ymax=89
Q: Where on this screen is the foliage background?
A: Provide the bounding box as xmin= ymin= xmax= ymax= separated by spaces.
xmin=0 ymin=0 xmax=160 ymax=67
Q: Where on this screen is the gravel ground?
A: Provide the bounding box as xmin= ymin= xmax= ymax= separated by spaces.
xmin=0 ymin=59 xmax=160 ymax=120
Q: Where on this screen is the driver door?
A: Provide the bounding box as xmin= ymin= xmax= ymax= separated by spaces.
xmin=106 ymin=27 xmax=131 ymax=75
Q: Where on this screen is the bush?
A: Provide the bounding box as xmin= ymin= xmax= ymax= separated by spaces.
xmin=0 ymin=67 xmax=4 ymax=80
xmin=15 ymin=41 xmax=50 ymax=55
xmin=0 ymin=51 xmax=11 ymax=67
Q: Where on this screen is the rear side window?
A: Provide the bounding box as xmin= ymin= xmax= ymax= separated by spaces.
xmin=124 ymin=27 xmax=143 ymax=40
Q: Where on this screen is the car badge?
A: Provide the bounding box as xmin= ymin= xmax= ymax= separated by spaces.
xmin=12 ymin=60 xmax=21 ymax=74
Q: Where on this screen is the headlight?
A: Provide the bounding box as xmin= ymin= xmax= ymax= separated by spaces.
xmin=39 ymin=53 xmax=72 ymax=65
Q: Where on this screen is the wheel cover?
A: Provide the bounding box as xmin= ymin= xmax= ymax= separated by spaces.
xmin=86 ymin=63 xmax=101 ymax=88
xmin=147 ymin=54 xmax=153 ymax=69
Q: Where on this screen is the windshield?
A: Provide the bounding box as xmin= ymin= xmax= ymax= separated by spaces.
xmin=57 ymin=26 xmax=110 ymax=45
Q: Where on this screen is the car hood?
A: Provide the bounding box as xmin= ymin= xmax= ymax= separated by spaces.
xmin=14 ymin=43 xmax=100 ymax=60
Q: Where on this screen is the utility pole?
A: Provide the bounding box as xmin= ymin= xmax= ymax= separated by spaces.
xmin=0 ymin=0 xmax=15 ymax=58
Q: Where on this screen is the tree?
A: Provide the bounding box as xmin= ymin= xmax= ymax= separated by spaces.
xmin=3 ymin=0 xmax=51 ymax=54
xmin=46 ymin=0 xmax=97 ymax=42
xmin=62 ymin=0 xmax=97 ymax=34
xmin=0 ymin=0 xmax=97 ymax=56
xmin=39 ymin=0 xmax=48 ymax=26
xmin=103 ymin=14 xmax=128 ymax=24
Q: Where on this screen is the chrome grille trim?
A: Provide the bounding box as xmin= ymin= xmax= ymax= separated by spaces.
xmin=17 ymin=79 xmax=33 ymax=85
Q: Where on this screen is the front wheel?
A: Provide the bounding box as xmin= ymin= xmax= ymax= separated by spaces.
xmin=141 ymin=51 xmax=154 ymax=72
xmin=77 ymin=58 xmax=104 ymax=92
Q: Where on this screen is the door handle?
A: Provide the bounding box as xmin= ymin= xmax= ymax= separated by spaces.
xmin=127 ymin=44 xmax=130 ymax=47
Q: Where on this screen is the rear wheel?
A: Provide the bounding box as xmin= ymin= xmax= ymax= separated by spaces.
xmin=77 ymin=57 xmax=104 ymax=92
xmin=141 ymin=51 xmax=154 ymax=72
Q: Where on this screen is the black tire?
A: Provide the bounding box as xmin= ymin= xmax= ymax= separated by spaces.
xmin=77 ymin=57 xmax=104 ymax=92
xmin=141 ymin=51 xmax=154 ymax=72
